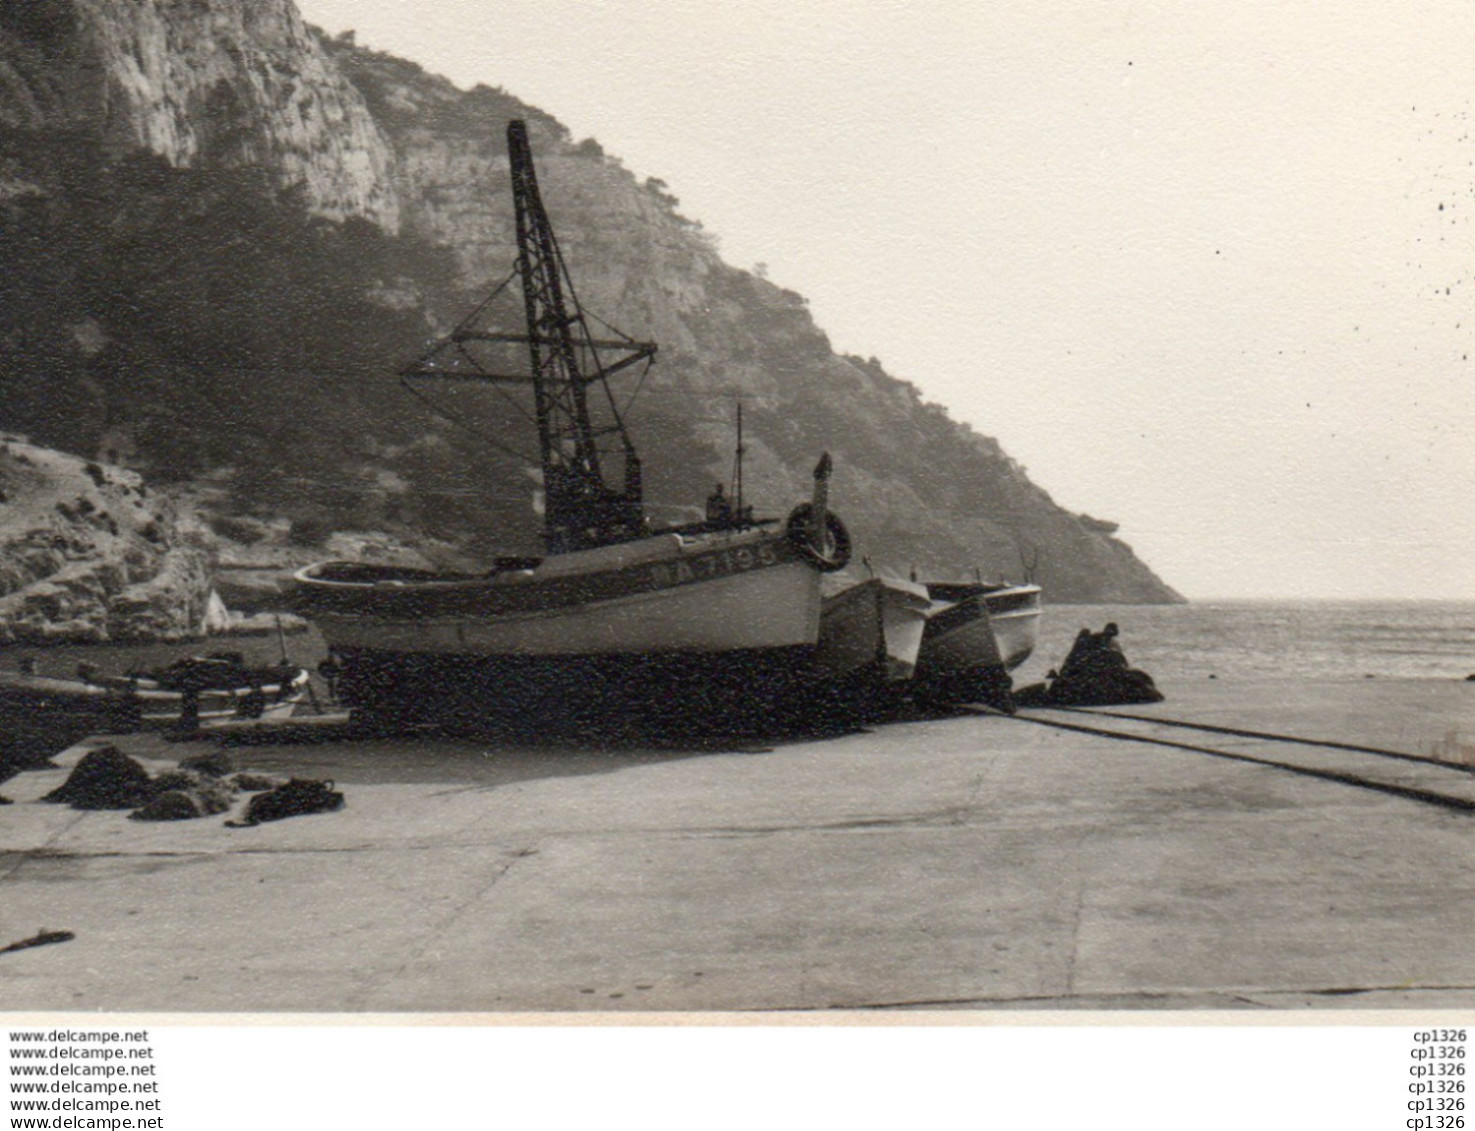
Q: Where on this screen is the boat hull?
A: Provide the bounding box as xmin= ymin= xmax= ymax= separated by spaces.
xmin=0 ymin=669 xmax=309 ymax=764
xmin=294 ymin=526 xmax=827 ymax=723
xmin=984 ymin=584 xmax=1043 ymax=671
xmin=328 ymin=644 xmax=825 ymax=734
xmin=816 ymin=577 xmax=932 ymax=684
xmin=915 ymin=583 xmax=1042 ymax=706
xmin=305 ymin=556 xmax=820 ymax=658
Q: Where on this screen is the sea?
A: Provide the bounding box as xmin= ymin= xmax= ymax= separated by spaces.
xmin=1016 ymin=599 xmax=1475 ymax=685
xmin=6 ymin=600 xmax=1474 ymax=689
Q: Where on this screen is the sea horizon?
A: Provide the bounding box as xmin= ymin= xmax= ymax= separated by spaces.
xmin=1020 ymin=597 xmax=1474 ymax=684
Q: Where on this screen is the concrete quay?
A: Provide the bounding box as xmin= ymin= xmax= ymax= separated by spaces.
xmin=0 ymin=677 xmax=1471 ymax=1014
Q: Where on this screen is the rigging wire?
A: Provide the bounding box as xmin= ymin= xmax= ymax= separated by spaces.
xmin=397 ymin=375 xmax=538 ymax=466
xmin=583 ymin=306 xmax=640 ymax=346
xmin=436 ymin=338 xmax=540 ymax=430
xmin=620 ymin=355 xmax=656 ymax=419
xmin=541 ymin=234 xmax=640 ymax=447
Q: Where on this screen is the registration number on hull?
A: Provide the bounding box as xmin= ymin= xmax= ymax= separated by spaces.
xmin=648 ymin=542 xmax=782 ymax=590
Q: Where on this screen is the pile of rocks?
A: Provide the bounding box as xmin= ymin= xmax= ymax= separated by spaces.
xmin=0 ymin=440 xmax=214 ymax=643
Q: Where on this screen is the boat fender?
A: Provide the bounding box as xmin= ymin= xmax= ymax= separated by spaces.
xmin=785 ymin=504 xmax=852 ymax=572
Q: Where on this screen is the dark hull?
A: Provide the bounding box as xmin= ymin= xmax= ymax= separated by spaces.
xmin=911 ymin=663 xmax=1018 ymax=713
xmin=0 ymin=669 xmax=309 ymax=769
xmin=0 ymin=691 xmax=140 ymax=768
xmin=327 ymin=644 xmax=887 ymax=739
xmin=912 ymin=582 xmax=1043 ymax=711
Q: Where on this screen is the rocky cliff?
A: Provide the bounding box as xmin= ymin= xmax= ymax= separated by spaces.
xmin=0 ymin=0 xmax=1183 ymax=607
xmin=0 ymin=437 xmax=213 ymax=642
xmin=0 ymin=0 xmax=397 ymax=223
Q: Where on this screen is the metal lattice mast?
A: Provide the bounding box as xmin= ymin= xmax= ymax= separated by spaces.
xmin=507 ymin=119 xmax=646 ymax=552
xmin=508 ymin=120 xmax=601 ymax=497
xmin=399 ymin=120 xmax=656 ymax=553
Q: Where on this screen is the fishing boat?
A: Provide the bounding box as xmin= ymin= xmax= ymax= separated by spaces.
xmin=982 ymin=583 xmax=1044 ymax=671
xmin=0 ymin=655 xmax=311 ymax=763
xmin=914 ymin=581 xmax=1043 ymax=707
xmin=292 ymin=121 xmax=849 ymax=727
xmin=815 ymin=575 xmax=932 ymax=686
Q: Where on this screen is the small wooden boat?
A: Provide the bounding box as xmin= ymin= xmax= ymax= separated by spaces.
xmin=0 ymin=655 xmax=311 ymax=764
xmin=815 ymin=575 xmax=933 ymax=686
xmin=980 ymin=584 xmax=1043 ymax=672
xmin=914 ymin=581 xmax=1042 ymax=707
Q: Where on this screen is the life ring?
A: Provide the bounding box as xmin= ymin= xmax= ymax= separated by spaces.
xmin=785 ymin=504 xmax=852 ymax=572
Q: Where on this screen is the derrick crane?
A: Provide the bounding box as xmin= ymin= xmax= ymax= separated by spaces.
xmin=401 ymin=119 xmax=656 ymax=554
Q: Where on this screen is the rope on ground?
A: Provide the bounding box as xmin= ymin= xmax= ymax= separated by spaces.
xmin=1052 ymin=706 xmax=1475 ymax=776
xmin=965 ymin=705 xmax=1475 ymax=814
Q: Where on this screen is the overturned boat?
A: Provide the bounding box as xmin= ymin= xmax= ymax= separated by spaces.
xmin=914 ymin=581 xmax=1042 ymax=707
xmin=292 ymin=121 xmax=850 ymax=728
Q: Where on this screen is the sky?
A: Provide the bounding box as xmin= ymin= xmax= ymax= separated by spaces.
xmin=295 ymin=0 xmax=1475 ymax=600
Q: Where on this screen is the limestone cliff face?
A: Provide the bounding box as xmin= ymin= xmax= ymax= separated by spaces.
xmin=338 ymin=49 xmax=715 ymax=327
xmin=0 ymin=0 xmax=398 ymax=225
xmin=0 ymin=1 xmax=1184 ymax=605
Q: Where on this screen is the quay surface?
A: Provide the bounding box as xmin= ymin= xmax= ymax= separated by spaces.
xmin=0 ymin=677 xmax=1471 ymax=1014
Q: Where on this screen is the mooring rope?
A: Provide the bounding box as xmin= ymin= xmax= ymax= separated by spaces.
xmin=966 ymin=705 xmax=1475 ymax=814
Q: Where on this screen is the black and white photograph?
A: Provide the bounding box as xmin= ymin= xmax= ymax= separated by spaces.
xmin=0 ymin=0 xmax=1471 ymax=1123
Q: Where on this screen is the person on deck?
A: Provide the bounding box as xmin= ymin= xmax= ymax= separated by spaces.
xmin=706 ymin=483 xmax=733 ymax=525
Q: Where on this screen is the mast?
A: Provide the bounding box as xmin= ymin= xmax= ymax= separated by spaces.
xmin=731 ymin=401 xmax=745 ymax=519
xmin=400 ymin=119 xmax=657 ymax=555
xmin=508 ymin=119 xmax=644 ymax=553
